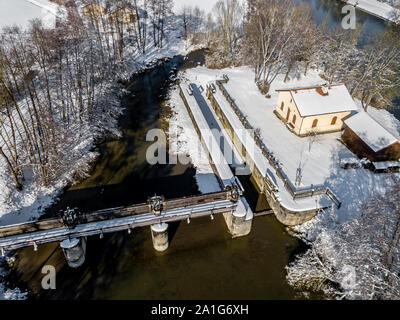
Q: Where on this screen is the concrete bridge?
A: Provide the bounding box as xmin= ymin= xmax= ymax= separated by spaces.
xmin=0 ymin=188 xmax=247 ymax=268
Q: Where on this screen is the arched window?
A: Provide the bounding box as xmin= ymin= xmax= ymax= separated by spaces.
xmin=312 ymin=119 xmax=318 ymax=128
xmin=292 ymin=114 xmax=296 ymax=124
xmin=331 ymin=116 xmax=337 ymax=125
xmin=281 ymin=102 xmax=284 ymax=110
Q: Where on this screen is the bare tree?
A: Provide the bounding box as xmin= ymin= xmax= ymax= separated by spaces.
xmin=242 ymin=0 xmax=317 ymax=92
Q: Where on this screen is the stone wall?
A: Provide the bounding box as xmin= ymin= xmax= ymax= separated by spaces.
xmin=206 ymin=85 xmax=327 ymax=226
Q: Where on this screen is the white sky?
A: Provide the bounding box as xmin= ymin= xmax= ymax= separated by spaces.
xmin=173 ymin=0 xmax=219 ymax=14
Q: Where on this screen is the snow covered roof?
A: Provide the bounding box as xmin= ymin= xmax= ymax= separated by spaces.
xmin=276 ymin=84 xmax=358 ymax=117
xmin=344 ymin=112 xmax=400 ymax=153
xmin=0 ymin=0 xmax=61 ymax=30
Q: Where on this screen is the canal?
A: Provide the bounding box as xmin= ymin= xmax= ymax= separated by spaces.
xmin=5 ymin=0 xmax=398 ymax=300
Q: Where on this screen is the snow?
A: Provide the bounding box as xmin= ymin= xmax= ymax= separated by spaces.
xmin=0 ymin=0 xmax=61 ymax=30
xmin=0 ymin=200 xmax=236 ymax=250
xmin=0 ymin=9 xmax=201 ymax=300
xmin=180 ymin=81 xmax=235 ymax=185
xmin=344 ymin=111 xmax=399 ymax=152
xmin=60 ymin=238 xmax=80 ymax=249
xmin=280 ymin=84 xmax=358 ymax=117
xmin=346 ymin=0 xmax=400 ymax=23
xmin=372 ymin=160 xmax=400 ymax=169
xmin=0 ymin=283 xmax=27 ymax=300
xmin=0 ymin=261 xmax=27 ymax=300
xmin=172 ymin=0 xmax=219 ymax=14
xmin=125 ymin=15 xmax=201 ymax=75
xmin=177 ymin=67 xmax=332 ymax=212
xmin=177 ymin=80 xmax=253 ymax=220
xmin=150 ymin=223 xmax=168 ymax=232
xmin=174 ymin=65 xmax=399 ymax=222
xmin=168 ymin=87 xmax=221 ymax=194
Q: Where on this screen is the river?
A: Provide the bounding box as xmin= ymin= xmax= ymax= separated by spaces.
xmin=5 ymin=0 xmax=397 ymax=300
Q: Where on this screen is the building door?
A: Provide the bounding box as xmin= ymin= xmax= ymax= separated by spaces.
xmin=286 ymin=109 xmax=291 ymax=121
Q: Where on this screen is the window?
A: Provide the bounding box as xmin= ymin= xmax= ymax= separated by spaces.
xmin=292 ymin=114 xmax=296 ymax=124
xmin=312 ymin=119 xmax=318 ymax=128
xmin=331 ymin=116 xmax=337 ymax=125
xmin=281 ymin=102 xmax=284 ymax=110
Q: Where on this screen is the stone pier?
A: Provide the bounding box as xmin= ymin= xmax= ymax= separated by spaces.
xmin=150 ymin=223 xmax=169 ymax=252
xmin=223 ymin=198 xmax=253 ymax=238
xmin=60 ymin=237 xmax=87 ymax=268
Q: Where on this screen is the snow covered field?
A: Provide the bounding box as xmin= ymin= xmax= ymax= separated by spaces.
xmin=0 ymin=0 xmax=62 ymax=30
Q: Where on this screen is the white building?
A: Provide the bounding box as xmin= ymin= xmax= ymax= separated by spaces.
xmin=275 ymin=84 xmax=358 ymax=136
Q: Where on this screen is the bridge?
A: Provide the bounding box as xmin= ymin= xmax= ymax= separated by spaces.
xmin=0 ymin=188 xmax=243 ymax=268
xmin=0 ymin=76 xmax=262 ymax=270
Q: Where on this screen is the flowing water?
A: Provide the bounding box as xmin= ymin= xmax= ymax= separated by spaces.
xmin=6 ymin=1 xmax=398 ymax=300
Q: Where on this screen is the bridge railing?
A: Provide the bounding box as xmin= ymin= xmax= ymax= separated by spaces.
xmin=0 ymin=190 xmax=234 ymax=239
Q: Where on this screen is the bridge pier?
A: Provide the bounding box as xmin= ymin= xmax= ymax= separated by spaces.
xmin=223 ymin=199 xmax=253 ymax=238
xmin=150 ymin=223 xmax=169 ymax=252
xmin=60 ymin=237 xmax=87 ymax=268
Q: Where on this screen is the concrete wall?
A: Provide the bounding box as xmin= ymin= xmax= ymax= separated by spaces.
xmin=275 ymin=92 xmax=351 ymax=136
xmin=208 ymin=88 xmax=321 ymax=226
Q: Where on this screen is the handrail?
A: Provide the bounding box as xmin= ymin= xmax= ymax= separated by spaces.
xmin=0 ymin=190 xmax=233 ymax=238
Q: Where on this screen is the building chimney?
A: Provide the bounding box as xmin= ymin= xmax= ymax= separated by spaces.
xmin=316 ymin=85 xmax=329 ymax=96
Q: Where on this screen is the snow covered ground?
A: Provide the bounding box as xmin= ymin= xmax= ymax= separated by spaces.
xmin=174 ymin=65 xmax=399 ymax=222
xmin=168 ymin=87 xmax=221 ymax=193
xmin=171 ymin=64 xmax=400 ymax=297
xmin=346 ymin=0 xmax=400 ymax=23
xmin=0 ymin=0 xmax=63 ymax=30
xmin=0 ymin=265 xmax=27 ymax=300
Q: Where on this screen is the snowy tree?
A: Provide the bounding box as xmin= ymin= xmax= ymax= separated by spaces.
xmin=242 ymin=0 xmax=317 ymax=92
xmin=287 ymin=176 xmax=400 ymax=300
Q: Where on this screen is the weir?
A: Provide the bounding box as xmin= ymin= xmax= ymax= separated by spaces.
xmin=0 ymin=190 xmax=240 ymax=267
xmin=179 ymin=82 xmax=254 ymax=237
xmin=203 ymin=78 xmax=338 ymax=226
